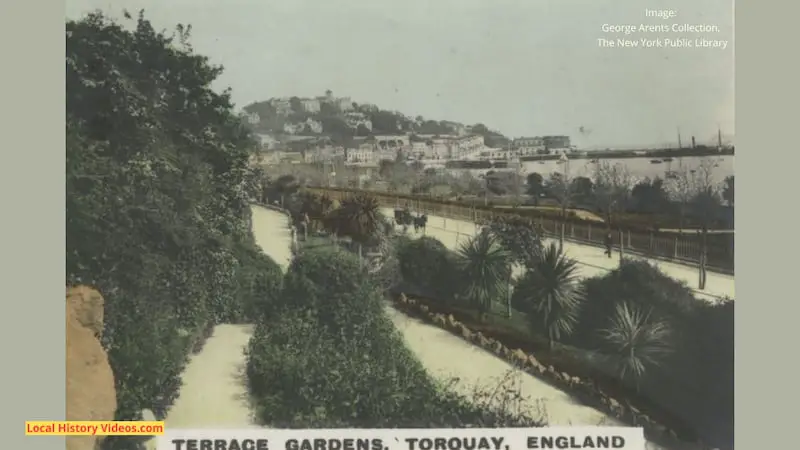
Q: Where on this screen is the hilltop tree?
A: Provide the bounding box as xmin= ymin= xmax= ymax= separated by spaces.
xmin=370 ymin=110 xmax=403 ymax=133
xmin=471 ymin=123 xmax=490 ymax=134
xmin=289 ymin=96 xmax=303 ymax=113
xmin=356 ymin=124 xmax=371 ymax=136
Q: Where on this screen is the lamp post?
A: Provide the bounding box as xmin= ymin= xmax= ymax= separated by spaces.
xmin=558 ymin=153 xmax=570 ymax=254
xmin=485 ymin=161 xmax=493 ymax=207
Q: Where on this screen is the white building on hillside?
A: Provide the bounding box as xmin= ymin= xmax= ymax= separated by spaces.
xmin=336 ymin=97 xmax=354 ymax=111
xmin=283 ymin=118 xmax=323 ymax=135
xmin=305 ymin=118 xmax=323 ymax=133
xmin=254 ymin=133 xmax=279 ymax=150
xmin=300 ymin=98 xmax=321 ymax=113
xmin=344 ymin=112 xmax=373 ymax=130
xmin=270 ymin=97 xmax=292 ymax=116
xmin=346 ymin=140 xmax=377 ymax=164
xmin=283 ymin=123 xmax=304 ymax=135
xmin=449 ymin=134 xmax=485 ymax=159
xmin=374 ymin=134 xmax=409 ymax=150
xmin=239 ymin=111 xmax=261 ymax=125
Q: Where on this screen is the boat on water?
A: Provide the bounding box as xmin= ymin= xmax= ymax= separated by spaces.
xmin=650 ymin=159 xmax=663 ymax=164
xmin=662 ymin=157 xmax=674 ymax=162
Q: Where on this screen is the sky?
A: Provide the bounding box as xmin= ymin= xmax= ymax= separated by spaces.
xmin=65 ymin=0 xmax=734 ymax=149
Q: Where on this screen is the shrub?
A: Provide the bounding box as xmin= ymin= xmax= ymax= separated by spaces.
xmin=278 ymin=246 xmax=385 ymax=329
xmin=231 ymin=242 xmax=284 ymax=322
xmin=486 ymin=215 xmax=544 ymax=269
xmin=246 ymin=246 xmax=544 ymax=428
xmin=572 ymin=259 xmax=699 ymax=347
xmin=67 ymin=12 xmax=276 ymax=450
xmin=570 ymin=260 xmax=733 ymax=447
xmin=395 ymin=236 xmax=461 ymax=301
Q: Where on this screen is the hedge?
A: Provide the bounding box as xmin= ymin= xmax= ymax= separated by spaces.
xmin=246 ymin=246 xmax=546 ymax=428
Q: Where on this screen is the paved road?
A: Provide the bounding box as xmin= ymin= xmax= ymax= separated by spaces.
xmin=383 ymin=208 xmax=734 ymax=303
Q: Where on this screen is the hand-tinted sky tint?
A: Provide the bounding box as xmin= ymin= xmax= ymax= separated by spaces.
xmin=65 ymin=0 xmax=733 ymax=149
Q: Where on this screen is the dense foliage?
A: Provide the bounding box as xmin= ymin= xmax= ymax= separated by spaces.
xmin=246 ymin=247 xmax=544 ymax=428
xmin=486 ymin=215 xmax=544 ymax=270
xmin=512 ymin=243 xmax=585 ymax=348
xmin=456 ymin=230 xmax=513 ymax=319
xmin=573 ymin=260 xmax=733 ymax=447
xmin=394 ymin=230 xmax=733 ymax=448
xmin=395 ymin=236 xmax=461 ymax=301
xmin=67 ymin=12 xmax=283 ymax=449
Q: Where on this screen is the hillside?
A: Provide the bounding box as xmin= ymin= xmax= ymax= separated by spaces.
xmin=241 ymin=94 xmax=510 ymax=147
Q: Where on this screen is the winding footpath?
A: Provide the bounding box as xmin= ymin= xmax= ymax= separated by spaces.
xmin=145 ymin=208 xmax=292 ymax=449
xmin=148 ymin=205 xmax=696 ymax=450
xmin=382 ymin=208 xmax=734 ymax=303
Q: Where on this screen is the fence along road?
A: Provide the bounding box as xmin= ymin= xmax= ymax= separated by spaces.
xmin=308 ymin=187 xmax=734 ymax=275
xmin=307 ymin=187 xmax=734 ymax=301
xmin=383 ymin=208 xmax=734 ymax=302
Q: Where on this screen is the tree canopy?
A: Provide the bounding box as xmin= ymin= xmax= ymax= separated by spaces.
xmin=67 ymin=12 xmax=280 ymax=449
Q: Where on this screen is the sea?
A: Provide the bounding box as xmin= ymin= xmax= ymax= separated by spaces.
xmin=451 ymin=155 xmax=735 ymax=182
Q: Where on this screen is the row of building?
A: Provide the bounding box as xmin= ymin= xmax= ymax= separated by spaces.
xmin=249 ymin=132 xmax=573 ymax=167
xmin=249 ymin=133 xmax=487 ymax=166
xmin=269 ymin=94 xmax=365 ymax=116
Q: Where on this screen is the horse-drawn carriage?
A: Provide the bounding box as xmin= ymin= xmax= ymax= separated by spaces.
xmin=394 ymin=207 xmax=427 ymax=233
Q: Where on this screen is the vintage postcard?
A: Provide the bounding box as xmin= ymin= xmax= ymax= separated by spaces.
xmin=65 ymin=1 xmax=733 ymax=450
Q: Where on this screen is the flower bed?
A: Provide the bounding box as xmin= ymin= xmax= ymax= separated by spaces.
xmin=391 ymin=293 xmax=714 ymax=450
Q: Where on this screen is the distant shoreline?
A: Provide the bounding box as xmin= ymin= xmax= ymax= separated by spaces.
xmin=443 ymin=147 xmax=733 ymax=169
xmin=522 ymin=146 xmax=734 ymax=161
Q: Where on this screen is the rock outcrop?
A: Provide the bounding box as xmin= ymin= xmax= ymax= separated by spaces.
xmin=66 ymin=286 xmax=117 ymax=450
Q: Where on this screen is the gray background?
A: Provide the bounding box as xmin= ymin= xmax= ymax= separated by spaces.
xmin=0 ymin=0 xmax=786 ymax=449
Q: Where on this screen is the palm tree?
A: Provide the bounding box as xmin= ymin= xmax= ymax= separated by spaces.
xmin=457 ymin=230 xmax=511 ymax=322
xmin=598 ymin=302 xmax=673 ymax=387
xmin=325 ymin=193 xmax=385 ymax=246
xmin=515 ymin=242 xmax=584 ymax=349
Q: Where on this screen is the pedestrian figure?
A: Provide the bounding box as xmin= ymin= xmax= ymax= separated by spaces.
xmin=604 ymin=230 xmax=613 ymax=258
xmin=289 ymin=224 xmax=298 ymax=250
xmin=698 ymin=226 xmax=708 ymax=289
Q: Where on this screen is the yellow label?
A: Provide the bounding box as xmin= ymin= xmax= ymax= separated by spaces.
xmin=25 ymin=421 xmax=164 ymax=436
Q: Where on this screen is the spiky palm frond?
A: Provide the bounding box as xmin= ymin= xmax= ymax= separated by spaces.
xmin=516 ymin=242 xmax=584 ymax=345
xmin=457 ymin=230 xmax=511 ymax=315
xmin=598 ymin=302 xmax=673 ymax=383
xmin=331 ymin=194 xmax=385 ymax=244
